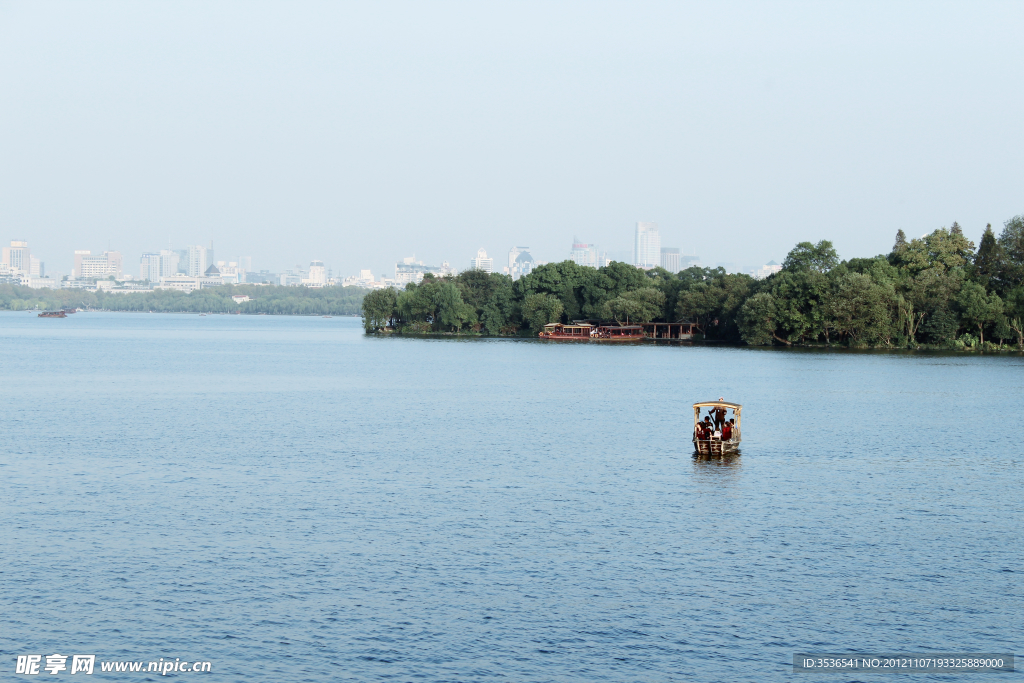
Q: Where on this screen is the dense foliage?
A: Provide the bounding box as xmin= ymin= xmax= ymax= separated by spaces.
xmin=364 ymin=216 xmax=1024 ymax=349
xmin=0 ymin=283 xmax=366 ymax=316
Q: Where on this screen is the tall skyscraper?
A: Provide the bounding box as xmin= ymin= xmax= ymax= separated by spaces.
xmin=187 ymin=245 xmax=207 ymax=277
xmin=634 ymin=222 xmax=661 ymax=268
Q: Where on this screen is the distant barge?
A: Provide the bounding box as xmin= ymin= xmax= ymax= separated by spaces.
xmin=38 ymin=311 xmax=67 ymax=318
xmin=539 ymin=321 xmax=695 ymax=341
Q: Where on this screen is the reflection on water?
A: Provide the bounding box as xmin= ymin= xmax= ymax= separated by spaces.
xmin=692 ymin=451 xmax=742 ymax=482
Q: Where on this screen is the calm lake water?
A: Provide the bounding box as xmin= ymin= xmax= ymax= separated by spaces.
xmin=2 ymin=312 xmax=1021 ymax=682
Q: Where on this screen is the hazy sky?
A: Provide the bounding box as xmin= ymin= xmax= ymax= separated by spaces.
xmin=2 ymin=1 xmax=1023 ymax=278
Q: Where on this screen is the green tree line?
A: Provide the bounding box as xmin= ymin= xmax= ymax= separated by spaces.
xmin=363 ymin=216 xmax=1024 ymax=349
xmin=0 ymin=283 xmax=366 ymax=316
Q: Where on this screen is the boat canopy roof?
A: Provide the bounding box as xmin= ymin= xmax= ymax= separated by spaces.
xmin=693 ymin=400 xmax=742 ymax=410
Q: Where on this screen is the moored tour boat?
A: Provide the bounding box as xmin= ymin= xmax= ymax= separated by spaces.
xmin=539 ymin=322 xmax=593 ymax=340
xmin=592 ymin=324 xmax=644 ymax=341
xmin=538 ymin=322 xmax=646 ymax=341
xmin=692 ymin=399 xmax=742 ymax=455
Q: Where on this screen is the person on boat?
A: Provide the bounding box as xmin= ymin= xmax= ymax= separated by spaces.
xmin=721 ymin=421 xmax=732 ymax=441
xmin=712 ymin=404 xmax=727 ymax=430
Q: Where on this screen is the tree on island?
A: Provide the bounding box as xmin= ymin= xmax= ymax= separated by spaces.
xmin=361 ymin=288 xmax=398 ymax=332
xmin=602 ymin=287 xmax=665 ymax=325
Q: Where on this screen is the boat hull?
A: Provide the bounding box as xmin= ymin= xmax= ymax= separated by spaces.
xmin=693 ymin=438 xmax=740 ymax=455
xmin=538 ymin=334 xmax=591 ymax=340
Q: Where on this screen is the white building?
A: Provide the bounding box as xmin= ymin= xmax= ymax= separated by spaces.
xmin=186 ymin=245 xmax=207 ymax=277
xmin=74 ymin=250 xmax=122 ymax=279
xmin=470 ymin=248 xmax=493 ymax=273
xmin=342 ymin=269 xmax=377 ymax=288
xmin=570 ymin=239 xmax=600 ymax=268
xmin=159 ymin=250 xmax=180 ymax=278
xmin=754 ymin=261 xmax=782 ymax=280
xmin=140 ymin=253 xmax=160 ymax=281
xmin=302 ymin=260 xmax=327 ymax=287
xmin=634 ymin=222 xmax=661 ymax=269
xmin=395 ymin=257 xmax=449 ymax=284
xmin=2 ymin=240 xmax=32 ymax=275
xmin=24 ymin=276 xmax=59 ymax=290
xmin=156 ymin=275 xmax=201 ymax=293
xmin=215 ymin=260 xmax=246 ymax=284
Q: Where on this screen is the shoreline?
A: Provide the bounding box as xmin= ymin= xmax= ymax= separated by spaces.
xmin=370 ymin=330 xmax=1024 ymax=354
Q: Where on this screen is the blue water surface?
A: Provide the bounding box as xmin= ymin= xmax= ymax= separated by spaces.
xmin=1 ymin=312 xmax=1020 ymax=682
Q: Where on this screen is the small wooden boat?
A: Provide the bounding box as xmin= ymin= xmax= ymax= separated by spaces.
xmin=38 ymin=310 xmax=67 ymax=318
xmin=692 ymin=399 xmax=742 ymax=455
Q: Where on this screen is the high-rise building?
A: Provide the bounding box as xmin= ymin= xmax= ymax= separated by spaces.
xmin=107 ymin=251 xmax=122 ymax=277
xmin=159 ymin=250 xmax=179 ymax=278
xmin=239 ymin=256 xmax=252 ymax=272
xmin=187 ymin=245 xmax=207 ymax=277
xmin=3 ymin=240 xmax=31 ymax=274
xmin=660 ymin=247 xmax=681 ymax=272
xmin=470 ymin=248 xmax=493 ymax=273
xmin=74 ymin=250 xmax=122 ymax=279
xmin=634 ymin=222 xmax=661 ymax=268
xmin=304 ymin=261 xmax=327 ymax=287
xmin=73 ymin=250 xmax=90 ymax=278
xmin=140 ymin=253 xmax=161 ymax=281
xmin=508 ymin=247 xmax=533 ymax=269
xmin=570 ymin=238 xmax=600 ymax=268
xmin=30 ymin=256 xmax=42 ymax=277
xmin=141 ymin=250 xmax=180 ymax=281
xmin=508 ymin=248 xmax=535 ymax=280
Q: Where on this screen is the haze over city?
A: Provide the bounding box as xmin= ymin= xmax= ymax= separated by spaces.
xmin=2 ymin=1 xmax=1023 ymax=278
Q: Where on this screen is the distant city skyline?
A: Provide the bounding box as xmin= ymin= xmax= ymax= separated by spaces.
xmin=3 ymin=4 xmax=1020 ymax=283
xmin=3 ymin=224 xmax=785 ymax=289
